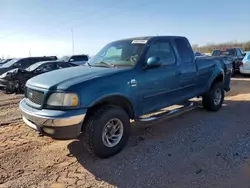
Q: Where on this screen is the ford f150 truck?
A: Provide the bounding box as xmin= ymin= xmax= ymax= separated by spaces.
xmin=19 ymin=36 xmax=232 ymax=158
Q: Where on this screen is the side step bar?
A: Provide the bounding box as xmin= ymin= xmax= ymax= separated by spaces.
xmin=138 ymin=101 xmax=196 ymax=122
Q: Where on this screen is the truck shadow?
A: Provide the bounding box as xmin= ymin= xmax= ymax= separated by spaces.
xmin=67 ymin=99 xmax=250 ymax=188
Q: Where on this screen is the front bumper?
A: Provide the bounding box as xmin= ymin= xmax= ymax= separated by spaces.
xmin=0 ymin=78 xmax=17 ymax=90
xmin=19 ymin=99 xmax=87 ymax=139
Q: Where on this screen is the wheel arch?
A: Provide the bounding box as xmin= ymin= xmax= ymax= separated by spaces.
xmin=207 ymin=70 xmax=224 ymax=92
xmin=86 ymin=94 xmax=135 ymax=119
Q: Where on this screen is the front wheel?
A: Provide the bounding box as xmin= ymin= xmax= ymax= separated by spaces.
xmin=202 ymin=82 xmax=224 ymax=111
xmin=83 ymin=106 xmax=130 ymax=158
xmin=18 ymin=82 xmax=26 ymax=93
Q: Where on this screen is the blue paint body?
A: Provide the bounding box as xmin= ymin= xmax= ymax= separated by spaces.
xmin=24 ymin=36 xmax=232 ymax=119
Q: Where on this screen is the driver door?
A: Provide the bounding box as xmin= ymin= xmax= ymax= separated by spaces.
xmin=136 ymin=39 xmax=181 ymax=115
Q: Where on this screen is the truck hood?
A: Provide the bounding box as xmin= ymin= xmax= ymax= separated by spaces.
xmin=27 ymin=66 xmax=128 ymax=90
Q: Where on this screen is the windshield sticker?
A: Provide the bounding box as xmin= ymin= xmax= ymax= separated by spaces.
xmin=131 ymin=40 xmax=147 ymax=44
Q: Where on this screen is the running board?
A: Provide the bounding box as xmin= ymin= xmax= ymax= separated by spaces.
xmin=138 ymin=101 xmax=195 ymax=122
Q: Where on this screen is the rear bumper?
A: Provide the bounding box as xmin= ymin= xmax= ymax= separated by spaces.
xmin=19 ymin=99 xmax=87 ymax=139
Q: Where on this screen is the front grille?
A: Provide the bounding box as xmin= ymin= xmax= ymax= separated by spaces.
xmin=26 ymin=88 xmax=45 ymax=106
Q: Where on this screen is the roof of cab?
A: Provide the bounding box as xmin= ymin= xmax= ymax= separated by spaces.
xmin=114 ymin=36 xmax=187 ymax=42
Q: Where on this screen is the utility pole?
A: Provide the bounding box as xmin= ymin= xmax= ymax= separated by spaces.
xmin=71 ymin=28 xmax=75 ymax=54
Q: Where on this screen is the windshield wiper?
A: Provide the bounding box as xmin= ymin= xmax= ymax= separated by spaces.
xmin=92 ymin=61 xmax=117 ymax=68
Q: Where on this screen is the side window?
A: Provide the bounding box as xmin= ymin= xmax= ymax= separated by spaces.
xmin=37 ymin=63 xmax=55 ymax=73
xmin=29 ymin=58 xmax=40 ymax=66
xmin=13 ymin=59 xmax=24 ymax=68
xmin=69 ymin=56 xmax=80 ymax=62
xmin=175 ymin=38 xmax=193 ymax=62
xmin=57 ymin=62 xmax=71 ymax=69
xmin=236 ymin=48 xmax=243 ymax=57
xmin=19 ymin=59 xmax=31 ymax=68
xmin=236 ymin=49 xmax=240 ymax=57
xmin=145 ymin=40 xmax=175 ymax=65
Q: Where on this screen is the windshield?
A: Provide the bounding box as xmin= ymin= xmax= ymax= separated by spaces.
xmin=26 ymin=62 xmax=41 ymax=71
xmin=1 ymin=58 xmax=20 ymax=68
xmin=88 ymin=39 xmax=146 ymax=67
xmin=58 ymin=56 xmax=70 ymax=62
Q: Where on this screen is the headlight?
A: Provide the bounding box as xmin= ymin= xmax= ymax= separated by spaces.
xmin=46 ymin=93 xmax=79 ymax=107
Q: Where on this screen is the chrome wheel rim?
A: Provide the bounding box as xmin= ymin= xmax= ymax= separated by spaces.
xmin=102 ymin=118 xmax=124 ymax=147
xmin=214 ymin=89 xmax=222 ymax=105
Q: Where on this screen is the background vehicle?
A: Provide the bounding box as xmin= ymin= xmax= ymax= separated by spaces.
xmin=211 ymin=48 xmax=246 ymax=75
xmin=0 ymin=56 xmax=58 ymax=75
xmin=20 ymin=36 xmax=232 ymax=158
xmin=194 ymin=51 xmax=207 ymax=57
xmin=0 ymin=60 xmax=77 ymax=93
xmin=0 ymin=58 xmax=12 ymax=67
xmin=58 ymin=54 xmax=89 ymax=65
xmin=240 ymin=52 xmax=250 ymax=75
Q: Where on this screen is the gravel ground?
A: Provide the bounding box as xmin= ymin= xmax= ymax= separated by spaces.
xmin=1 ymin=77 xmax=250 ymax=188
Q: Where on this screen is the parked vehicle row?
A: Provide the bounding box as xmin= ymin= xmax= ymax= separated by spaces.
xmin=0 ymin=60 xmax=77 ymax=93
xmin=19 ymin=36 xmax=233 ymax=158
xmin=0 ymin=56 xmax=58 ymax=75
xmin=0 ymin=54 xmax=89 ymax=94
xmin=211 ymin=48 xmax=246 ymax=76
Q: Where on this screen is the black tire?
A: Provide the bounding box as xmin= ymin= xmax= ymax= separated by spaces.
xmin=83 ymin=105 xmax=130 ymax=158
xmin=202 ymin=82 xmax=224 ymax=112
xmin=3 ymin=87 xmax=15 ymax=94
xmin=18 ymin=82 xmax=25 ymax=94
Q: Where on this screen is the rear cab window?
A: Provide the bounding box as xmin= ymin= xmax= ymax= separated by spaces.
xmin=213 ymin=49 xmax=236 ymax=56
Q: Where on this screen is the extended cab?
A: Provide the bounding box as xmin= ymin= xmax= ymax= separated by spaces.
xmin=19 ymin=36 xmax=232 ymax=158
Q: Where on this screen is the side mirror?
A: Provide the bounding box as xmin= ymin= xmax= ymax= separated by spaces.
xmin=243 ymin=53 xmax=246 ymax=56
xmin=146 ymin=57 xmax=161 ymax=68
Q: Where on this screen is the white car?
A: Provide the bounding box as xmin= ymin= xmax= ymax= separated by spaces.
xmin=240 ymin=51 xmax=250 ymax=74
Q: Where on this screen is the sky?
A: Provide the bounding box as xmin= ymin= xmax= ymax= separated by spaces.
xmin=1 ymin=0 xmax=250 ymax=58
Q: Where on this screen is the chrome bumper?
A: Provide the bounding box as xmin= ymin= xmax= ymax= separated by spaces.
xmin=19 ymin=99 xmax=87 ymax=139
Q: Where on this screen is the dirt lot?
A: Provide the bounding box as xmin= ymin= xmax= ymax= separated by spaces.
xmin=1 ymin=77 xmax=250 ymax=188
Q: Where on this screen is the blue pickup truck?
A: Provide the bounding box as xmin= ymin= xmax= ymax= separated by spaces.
xmin=19 ymin=36 xmax=232 ymax=158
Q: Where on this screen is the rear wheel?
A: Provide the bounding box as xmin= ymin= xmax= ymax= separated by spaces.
xmin=83 ymin=105 xmax=130 ymax=158
xmin=202 ymin=82 xmax=224 ymax=111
